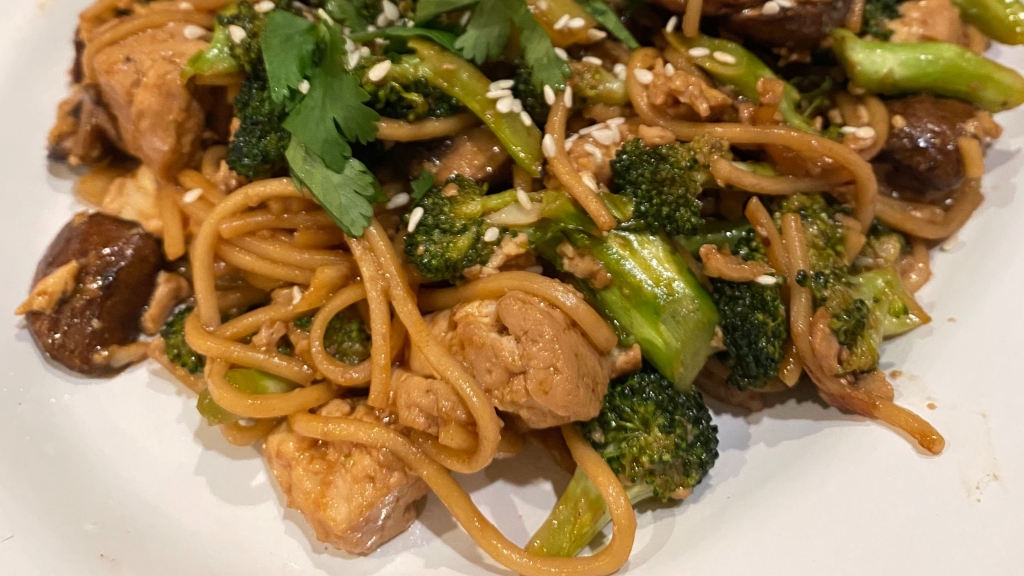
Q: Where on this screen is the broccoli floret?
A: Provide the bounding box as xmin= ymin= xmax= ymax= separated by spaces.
xmin=527 ymin=367 xmax=718 ymax=557
xmin=711 ymin=279 xmax=787 ymax=390
xmin=358 ymin=59 xmax=464 ymax=122
xmin=856 ymin=219 xmax=910 ymax=271
xmin=512 ymin=64 xmax=550 ymax=127
xmin=511 ymin=60 xmax=629 ymax=129
xmin=610 ymin=137 xmax=721 ymax=236
xmin=292 ymin=312 xmax=372 ymax=365
xmin=862 ymin=0 xmax=900 ymax=40
xmin=850 ymin=267 xmax=930 ymax=338
xmin=161 ymin=306 xmax=205 ymax=374
xmin=403 ymin=175 xmax=510 ymax=283
xmin=227 ymin=62 xmax=291 ymax=179
xmin=183 ymin=2 xmax=276 ymax=78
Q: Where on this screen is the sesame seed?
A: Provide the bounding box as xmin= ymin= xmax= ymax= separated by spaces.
xmin=525 ymin=265 xmax=544 ymax=274
xmin=367 ymin=60 xmax=392 ymax=82
xmin=588 ymin=29 xmax=607 ymax=41
xmin=543 ymin=85 xmax=556 ymax=106
xmin=376 ymin=12 xmax=390 ymax=27
xmin=554 ymin=47 xmax=569 ymax=61
xmin=542 ymin=134 xmax=557 ymax=158
xmin=183 ymin=24 xmax=207 ymax=40
xmin=840 ymin=126 xmax=858 ymax=134
xmin=511 ymin=98 xmax=523 ymax=113
xmin=712 ymin=51 xmax=737 ymax=64
xmin=228 ymin=25 xmax=247 ymax=44
xmin=583 ymin=142 xmax=603 ymax=156
xmin=496 ymin=95 xmax=515 ymax=114
xmin=347 ymin=51 xmax=361 ymax=69
xmin=613 ymin=62 xmax=627 ymax=80
xmin=386 ymin=192 xmax=410 ymax=209
xmin=582 ymin=56 xmax=603 ymax=66
xmin=382 ymin=0 xmax=400 ymax=20
xmin=581 ymin=172 xmax=598 ymax=190
xmin=537 ymin=0 xmax=549 ymax=9
xmin=554 ymin=14 xmax=571 ymax=30
xmin=761 ymin=0 xmax=780 ymax=14
xmin=891 ymin=114 xmax=907 ymax=129
xmin=563 ymin=86 xmax=573 ymax=108
xmin=754 ymin=275 xmax=777 ymax=286
xmin=688 ymin=46 xmax=711 ymax=58
xmin=486 ymin=89 xmax=513 ymax=99
xmin=317 ymin=8 xmax=334 ymax=25
xmin=182 ymin=188 xmax=203 ymax=203
xmin=665 ymin=15 xmax=679 ymax=32
xmin=359 ymin=46 xmax=371 ymax=56
xmin=940 ymin=234 xmax=958 ymax=252
xmin=592 ymin=128 xmax=616 ymax=145
xmin=366 ymin=24 xmax=377 ymax=31
xmin=460 ymin=11 xmax=472 ymax=26
xmin=483 ymin=227 xmax=501 ymax=242
xmin=407 ymin=207 xmax=425 ymax=233
xmin=567 ymin=17 xmax=587 ymax=29
xmin=855 ymin=126 xmax=876 ymax=139
xmin=664 ymin=63 xmax=676 ymax=76
xmin=517 ymin=188 xmax=533 ymax=209
xmin=606 ymin=117 xmax=626 ymax=126
xmin=297 ymin=79 xmax=310 ymax=94
xmin=520 ymin=111 xmax=534 ymax=126
xmin=579 ymin=122 xmax=605 ymax=135
xmin=292 ymin=286 xmax=303 ymax=305
xmin=254 ymin=0 xmax=276 ymax=13
xmin=405 ymin=18 xmax=415 ymax=27
xmin=776 ymin=0 xmax=794 ymax=7
xmin=633 ymin=68 xmax=654 ymax=85
xmin=490 ymin=79 xmax=515 ymax=90
xmin=178 ymin=2 xmax=194 ymax=9
xmin=565 ymin=134 xmax=579 ymax=147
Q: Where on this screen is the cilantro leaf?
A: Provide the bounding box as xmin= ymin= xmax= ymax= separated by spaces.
xmin=349 ymin=26 xmax=460 ymax=54
xmin=262 ymin=11 xmax=319 ymax=103
xmin=410 ymin=169 xmax=435 ymax=200
xmin=455 ymin=0 xmax=515 ymax=64
xmin=415 ymin=0 xmax=479 ymax=22
xmin=576 ymin=0 xmax=639 ymax=50
xmin=286 ymin=140 xmax=380 ymax=237
xmin=512 ymin=2 xmax=571 ymax=90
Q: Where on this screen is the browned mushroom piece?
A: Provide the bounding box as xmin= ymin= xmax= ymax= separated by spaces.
xmin=874 ymin=95 xmax=978 ymax=203
xmin=721 ymin=0 xmax=853 ymax=50
xmin=24 ymin=212 xmax=164 ymax=375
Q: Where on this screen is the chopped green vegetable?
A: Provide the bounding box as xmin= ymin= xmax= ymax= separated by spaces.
xmin=161 ymin=306 xmax=205 ymax=375
xmin=951 ymin=0 xmax=1024 ymax=45
xmin=575 ymin=0 xmax=639 ymax=49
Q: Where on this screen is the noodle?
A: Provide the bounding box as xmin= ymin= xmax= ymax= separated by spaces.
xmin=682 ymin=0 xmax=703 ymax=38
xmin=185 ymin=312 xmax=315 ymax=384
xmin=341 ymin=236 xmax=392 ymax=408
xmin=710 ymin=157 xmax=851 ymax=195
xmin=875 ymin=179 xmax=984 ymax=239
xmin=376 ymin=113 xmax=481 ymax=141
xmin=157 ymin=183 xmax=186 ymax=260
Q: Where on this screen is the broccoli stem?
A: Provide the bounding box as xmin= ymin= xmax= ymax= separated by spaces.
xmin=196 ymin=368 xmax=298 ymax=425
xmin=561 ymin=229 xmax=720 ymax=389
xmin=951 ymin=0 xmax=1024 ymax=45
xmin=666 ymin=33 xmax=817 ymax=133
xmin=527 ymin=465 xmax=653 ymax=557
xmin=389 ymin=39 xmax=545 ymax=177
xmin=182 ymin=23 xmax=238 ymax=80
xmin=830 ymin=29 xmax=1024 ymax=112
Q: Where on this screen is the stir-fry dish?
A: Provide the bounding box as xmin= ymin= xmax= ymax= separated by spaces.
xmin=19 ymin=0 xmax=1024 ymax=572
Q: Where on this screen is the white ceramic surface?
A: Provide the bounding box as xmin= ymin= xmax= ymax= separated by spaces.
xmin=2 ymin=2 xmax=1023 ymax=574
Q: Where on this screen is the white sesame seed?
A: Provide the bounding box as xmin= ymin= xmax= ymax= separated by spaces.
xmin=367 ymin=60 xmax=392 ymax=82
xmin=228 ymin=25 xmax=247 ymax=44
xmin=563 ymin=86 xmax=573 ymax=108
xmin=940 ymin=234 xmax=958 ymax=252
xmin=712 ymin=51 xmax=737 ymax=64
xmin=854 ymin=126 xmax=876 ymax=139
xmin=291 ymin=286 xmax=303 ymax=305
xmin=567 ymin=17 xmax=587 ymax=29
xmin=579 ymin=122 xmax=605 ymax=135
xmin=382 ymin=0 xmax=400 ymax=20
xmin=607 ymin=117 xmax=626 ymax=126
xmin=537 ymin=0 xmax=549 ymax=9
xmin=554 ymin=14 xmax=571 ymax=30
xmin=496 ymin=95 xmax=515 ymax=114
xmin=317 ymin=8 xmax=334 ymax=25
xmin=761 ymin=0 xmax=781 ymax=14
xmin=525 ymin=265 xmax=544 ymax=274
xmin=405 ymin=17 xmax=415 ymax=26
xmin=254 ymin=0 xmax=276 ymax=13
xmin=183 ymin=24 xmax=207 ymax=40
xmin=543 ymin=85 xmax=556 ymax=106
xmin=776 ymin=0 xmax=794 ymax=7
xmin=347 ymin=51 xmax=361 ymax=69
xmin=565 ymin=134 xmax=579 ymax=147
xmin=754 ymin=275 xmax=777 ymax=286
xmin=359 ymin=46 xmax=371 ymax=56
xmin=297 ymin=79 xmax=310 ymax=94
xmin=182 ymin=188 xmax=203 ymax=204
xmin=517 ymin=188 xmax=533 ymax=209
xmin=582 ymin=56 xmax=603 ymax=66
xmin=407 ymin=207 xmax=425 ymax=233
xmin=592 ymin=128 xmax=616 ymax=145
xmin=588 ymin=29 xmax=608 ymax=41
xmin=376 ymin=12 xmax=390 ymax=27
xmin=542 ymin=134 xmax=558 ymax=158
xmin=688 ymin=46 xmax=711 ymax=58
xmin=483 ymin=227 xmax=501 ymax=242
xmin=366 ymin=24 xmax=377 ymax=31
xmin=554 ymin=47 xmax=569 ymax=61
xmin=665 ymin=15 xmax=679 ymax=33
xmin=840 ymin=126 xmax=858 ymax=134
xmin=583 ymin=142 xmax=603 ymax=156
xmin=891 ymin=114 xmax=907 ymax=129
xmin=386 ymin=192 xmax=410 ymax=209
xmin=178 ymin=2 xmax=194 ymax=10
xmin=633 ymin=68 xmax=654 ymax=85
xmin=664 ymin=63 xmax=676 ymax=76
xmin=581 ymin=172 xmax=598 ymax=190
xmin=460 ymin=11 xmax=472 ymax=26
xmin=613 ymin=62 xmax=627 ymax=80
xmin=490 ymin=79 xmax=515 ymax=90
xmin=486 ymin=89 xmax=513 ymax=99
xmin=511 ymin=98 xmax=523 ymax=113
xmin=520 ymin=110 xmax=534 ymax=126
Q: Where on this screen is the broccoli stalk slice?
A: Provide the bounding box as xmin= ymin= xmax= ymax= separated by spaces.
xmin=387 ymin=39 xmax=545 ymax=177
xmin=665 ymin=33 xmax=817 ymax=133
xmin=526 ymin=466 xmax=654 ymax=557
xmin=182 ymin=20 xmax=239 ymax=80
xmin=830 ymin=29 xmax=1024 ymax=112
xmin=951 ymin=0 xmax=1024 ymax=45
xmin=850 ymin=268 xmax=931 ymax=338
xmin=196 ymin=368 xmax=299 ymax=426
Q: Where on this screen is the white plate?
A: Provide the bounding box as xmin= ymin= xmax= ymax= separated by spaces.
xmin=2 ymin=2 xmax=1023 ymax=574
